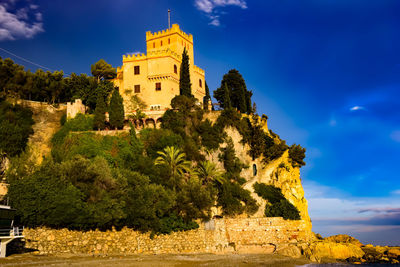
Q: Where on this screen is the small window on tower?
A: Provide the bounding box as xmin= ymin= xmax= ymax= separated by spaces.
xmin=161 ymin=40 xmax=163 ymax=46
xmin=168 ymin=38 xmax=170 ymax=44
xmin=174 ymin=64 xmax=177 ymax=74
xmin=153 ymin=42 xmax=155 ymax=48
xmin=134 ymin=66 xmax=140 ymax=75
xmin=155 ymin=82 xmax=161 ymax=91
xmin=134 ymin=85 xmax=140 ymax=93
xmin=199 ymin=79 xmax=202 ymax=88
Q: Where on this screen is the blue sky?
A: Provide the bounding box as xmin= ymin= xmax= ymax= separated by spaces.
xmin=1 ymin=0 xmax=399 ymax=245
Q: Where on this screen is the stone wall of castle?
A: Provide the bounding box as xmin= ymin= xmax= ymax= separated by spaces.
xmin=20 ymin=218 xmax=313 ymax=255
xmin=67 ymin=99 xmax=85 ymax=119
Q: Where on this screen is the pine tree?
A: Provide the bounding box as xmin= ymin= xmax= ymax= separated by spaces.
xmin=203 ymin=81 xmax=211 ymax=110
xmin=109 ymin=88 xmax=125 ymax=129
xmin=179 ymin=48 xmax=192 ymax=97
xmin=213 ymin=69 xmax=252 ymax=113
xmin=223 ymin=83 xmax=232 ymax=109
xmin=93 ymin=92 xmax=106 ymax=130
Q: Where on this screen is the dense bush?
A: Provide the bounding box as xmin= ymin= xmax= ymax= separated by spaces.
xmin=0 ymin=100 xmax=34 ymax=157
xmin=253 ymin=182 xmax=300 ymax=220
xmin=51 ymin=113 xmax=94 ymax=146
xmin=217 ymin=181 xmax=258 ymax=216
xmin=289 ymin=144 xmax=306 ymax=167
xmin=264 ymin=199 xmax=301 ymax=220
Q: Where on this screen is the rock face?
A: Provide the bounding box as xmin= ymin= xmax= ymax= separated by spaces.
xmin=324 ymin=234 xmax=363 ymax=247
xmin=360 ymin=245 xmax=400 ymax=264
xmin=303 ymin=241 xmax=365 ymax=262
xmin=16 ymin=100 xmax=66 ymax=164
xmin=208 ymin=126 xmax=312 ymax=232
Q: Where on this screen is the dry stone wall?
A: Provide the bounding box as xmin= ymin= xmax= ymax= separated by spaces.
xmin=21 ymin=218 xmax=312 ymax=255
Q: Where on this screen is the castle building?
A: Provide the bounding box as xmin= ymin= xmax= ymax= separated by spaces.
xmin=113 ymin=24 xmax=206 ymax=126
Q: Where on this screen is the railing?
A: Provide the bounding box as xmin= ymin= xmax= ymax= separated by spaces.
xmin=0 ymin=227 xmax=23 ymax=238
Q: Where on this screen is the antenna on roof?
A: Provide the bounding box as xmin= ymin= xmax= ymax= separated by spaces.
xmin=168 ymin=9 xmax=171 ymax=29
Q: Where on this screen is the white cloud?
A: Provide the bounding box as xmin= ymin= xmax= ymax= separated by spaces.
xmin=194 ymin=0 xmax=247 ymax=26
xmin=0 ymin=1 xmax=44 ymax=41
xmin=350 ymin=105 xmax=366 ymax=111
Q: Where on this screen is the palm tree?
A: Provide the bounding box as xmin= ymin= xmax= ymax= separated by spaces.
xmin=154 ymin=146 xmax=191 ymax=191
xmin=195 ymin=160 xmax=225 ymax=185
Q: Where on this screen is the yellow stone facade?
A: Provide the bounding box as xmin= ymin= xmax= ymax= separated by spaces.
xmin=113 ymin=24 xmax=206 ymax=119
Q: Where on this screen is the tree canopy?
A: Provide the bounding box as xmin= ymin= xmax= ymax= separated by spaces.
xmin=213 ymin=69 xmax=252 ymax=113
xmin=91 ymin=59 xmax=117 ymax=82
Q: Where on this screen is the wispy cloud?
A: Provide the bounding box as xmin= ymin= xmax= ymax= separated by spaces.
xmin=350 ymin=105 xmax=366 ymax=111
xmin=392 ymin=189 xmax=400 ymax=195
xmin=194 ymin=0 xmax=247 ymax=26
xmin=0 ymin=0 xmax=44 ymax=41
xmin=390 ymin=130 xmax=400 ymax=143
xmin=304 ymin=180 xmax=400 ymax=245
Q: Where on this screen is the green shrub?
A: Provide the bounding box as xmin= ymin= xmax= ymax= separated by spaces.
xmin=51 ymin=114 xmax=94 ymax=146
xmin=140 ymin=128 xmax=183 ymax=159
xmin=197 ymin=119 xmax=224 ymax=151
xmin=253 ymin=182 xmax=300 ymax=220
xmin=253 ymin=182 xmax=285 ymax=204
xmin=217 ymin=182 xmax=258 ymax=216
xmin=0 ymin=101 xmax=34 ymax=157
xmin=218 ymin=138 xmax=246 ymax=183
xmin=265 ymin=199 xmax=301 ymax=220
xmin=289 ymin=144 xmax=306 ymax=168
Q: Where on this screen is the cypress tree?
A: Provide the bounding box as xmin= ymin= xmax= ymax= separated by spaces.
xmin=109 ymin=88 xmax=125 ymax=129
xmin=203 ymin=81 xmax=211 ymax=110
xmin=179 ymin=48 xmax=192 ymax=97
xmin=223 ymin=83 xmax=232 ymax=109
xmin=93 ymin=93 xmax=106 ymax=130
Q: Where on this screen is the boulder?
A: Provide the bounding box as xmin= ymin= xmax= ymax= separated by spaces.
xmin=324 ymin=234 xmax=363 ymax=247
xmin=276 ymin=245 xmax=302 ymax=258
xmin=306 ymin=241 xmax=365 ymax=262
xmin=388 ymin=248 xmax=400 ymax=258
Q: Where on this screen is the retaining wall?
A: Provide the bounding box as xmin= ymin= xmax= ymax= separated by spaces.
xmin=21 ymin=217 xmax=312 ymax=255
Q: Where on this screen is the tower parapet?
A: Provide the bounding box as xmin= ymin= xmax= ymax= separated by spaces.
xmin=146 ymin=24 xmax=193 ymax=43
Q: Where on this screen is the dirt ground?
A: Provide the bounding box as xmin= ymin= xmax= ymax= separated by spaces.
xmin=0 ymin=253 xmax=311 ymax=267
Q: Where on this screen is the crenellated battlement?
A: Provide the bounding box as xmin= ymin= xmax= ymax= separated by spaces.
xmin=123 ymin=53 xmax=147 ymax=62
xmin=146 ymin=24 xmax=193 ymax=42
xmin=123 ymin=48 xmax=182 ymax=63
xmin=194 ymin=65 xmax=205 ymax=75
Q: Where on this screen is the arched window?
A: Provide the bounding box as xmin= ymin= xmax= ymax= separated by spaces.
xmin=161 ymin=40 xmax=163 ymax=46
xmin=253 ymin=164 xmax=257 ymax=176
xmin=199 ymin=79 xmax=202 ymax=88
xmin=168 ymin=38 xmax=170 ymax=44
xmin=174 ymin=64 xmax=177 ymax=74
xmin=153 ymin=42 xmax=155 ymax=49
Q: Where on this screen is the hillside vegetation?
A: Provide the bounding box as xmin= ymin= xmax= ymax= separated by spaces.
xmin=1 ymin=58 xmax=306 ymax=235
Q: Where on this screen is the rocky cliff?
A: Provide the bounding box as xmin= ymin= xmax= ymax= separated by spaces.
xmin=204 ymin=116 xmax=311 ymax=231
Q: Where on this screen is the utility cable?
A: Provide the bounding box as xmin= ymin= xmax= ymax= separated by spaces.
xmin=0 ymin=46 xmax=55 ymax=72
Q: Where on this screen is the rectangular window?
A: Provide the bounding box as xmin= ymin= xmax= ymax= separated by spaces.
xmin=134 ymin=85 xmax=140 ymax=93
xmin=155 ymin=82 xmax=161 ymax=91
xmin=134 ymin=65 xmax=140 ymax=75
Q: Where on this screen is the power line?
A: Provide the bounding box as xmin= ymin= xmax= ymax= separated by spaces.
xmin=0 ymin=46 xmax=54 ymax=72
